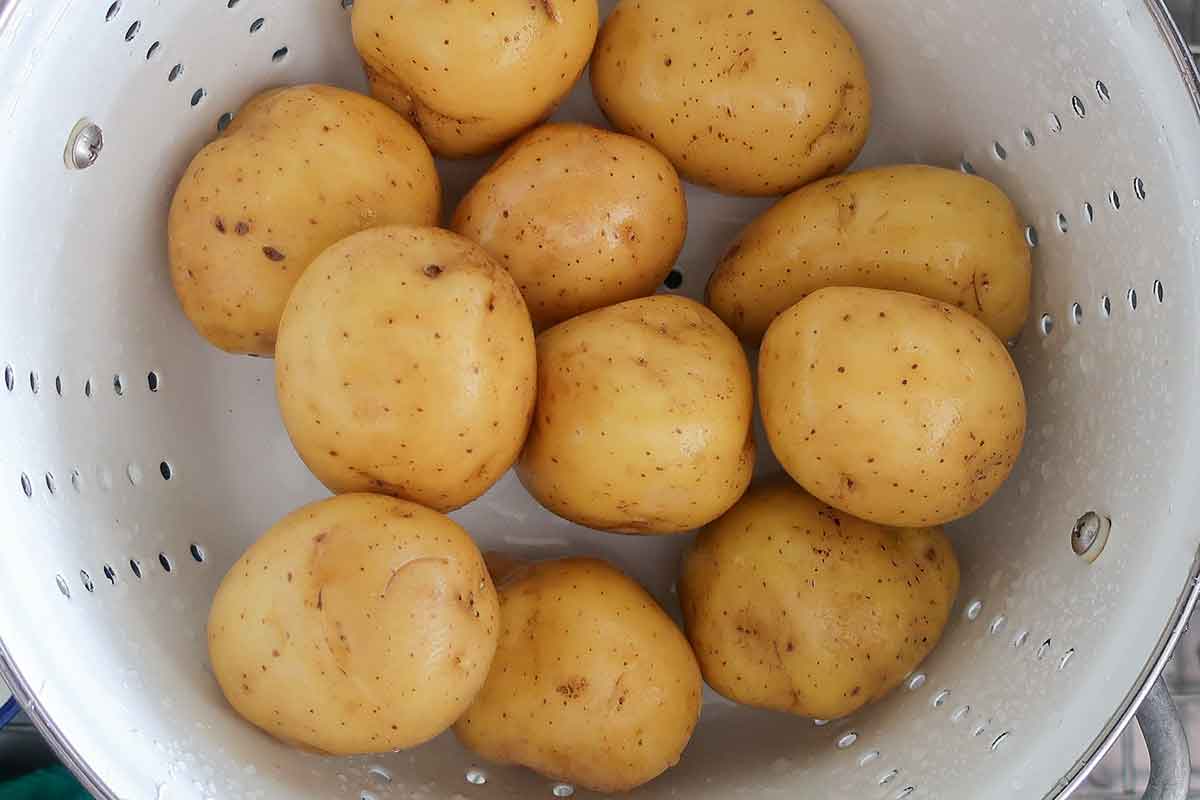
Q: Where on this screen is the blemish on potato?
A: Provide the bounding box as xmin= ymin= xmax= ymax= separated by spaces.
xmin=540 ymin=0 xmax=562 ymax=23
xmin=263 ymin=246 xmax=286 ymax=262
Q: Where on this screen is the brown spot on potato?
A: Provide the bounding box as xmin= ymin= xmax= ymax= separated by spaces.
xmin=214 ymin=216 xmax=226 ymax=233
xmin=556 ymin=676 xmax=588 ymax=698
xmin=235 ymin=221 xmax=250 ymax=235
xmin=263 ymin=246 xmax=286 ymax=262
xmin=540 ymin=0 xmax=562 ymax=22
xmin=423 ymin=264 xmax=443 ymax=278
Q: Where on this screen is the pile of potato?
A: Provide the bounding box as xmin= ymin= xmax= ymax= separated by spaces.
xmin=180 ymin=0 xmax=1029 ymax=792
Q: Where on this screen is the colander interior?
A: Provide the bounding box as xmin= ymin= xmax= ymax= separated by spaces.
xmin=0 ymin=1 xmax=1199 ymax=799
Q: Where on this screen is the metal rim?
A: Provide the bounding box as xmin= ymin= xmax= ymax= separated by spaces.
xmin=0 ymin=1 xmax=1195 ymax=798
xmin=1046 ymin=0 xmax=1200 ymax=795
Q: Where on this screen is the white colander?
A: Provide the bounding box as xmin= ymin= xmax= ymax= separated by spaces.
xmin=0 ymin=1 xmax=1198 ymax=798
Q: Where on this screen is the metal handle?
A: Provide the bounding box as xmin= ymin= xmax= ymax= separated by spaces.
xmin=1138 ymin=676 xmax=1191 ymax=800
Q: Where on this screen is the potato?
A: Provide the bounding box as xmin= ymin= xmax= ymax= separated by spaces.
xmin=518 ymin=295 xmax=755 ymax=533
xmin=679 ymin=479 xmax=959 ymax=720
xmin=455 ymin=557 xmax=702 ymax=792
xmin=352 ymin=0 xmax=599 ymax=158
xmin=168 ymin=84 xmax=440 ymax=356
xmin=759 ymin=287 xmax=1026 ymax=527
xmin=452 ymin=123 xmax=688 ymax=330
xmin=591 ymin=0 xmax=870 ymax=196
xmin=276 ymin=226 xmax=536 ymax=511
xmin=707 ymin=165 xmax=1033 ymax=345
xmin=207 ymin=494 xmax=499 ymax=754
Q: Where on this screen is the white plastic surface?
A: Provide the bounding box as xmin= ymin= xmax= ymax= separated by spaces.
xmin=0 ymin=1 xmax=1199 ymax=799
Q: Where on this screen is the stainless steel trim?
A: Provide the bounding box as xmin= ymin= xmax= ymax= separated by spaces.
xmin=1137 ymin=677 xmax=1190 ymax=800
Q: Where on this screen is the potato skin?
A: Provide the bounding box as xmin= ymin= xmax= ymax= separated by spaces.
xmin=590 ymin=0 xmax=870 ymax=196
xmin=276 ymin=226 xmax=536 ymax=511
xmin=759 ymin=287 xmax=1026 ymax=527
xmin=207 ymin=494 xmax=500 ymax=755
xmin=707 ymin=165 xmax=1033 ymax=345
xmin=518 ymin=295 xmax=755 ymax=534
xmin=452 ymin=123 xmax=688 ymax=330
xmin=455 ymin=558 xmax=702 ymax=793
xmin=168 ymin=84 xmax=440 ymax=355
xmin=679 ymin=480 xmax=959 ymax=720
xmin=352 ymin=0 xmax=599 ymax=157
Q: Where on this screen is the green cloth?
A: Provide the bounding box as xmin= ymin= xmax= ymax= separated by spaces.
xmin=0 ymin=766 xmax=90 ymax=800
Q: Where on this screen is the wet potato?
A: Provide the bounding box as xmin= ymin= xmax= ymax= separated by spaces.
xmin=207 ymin=494 xmax=500 ymax=755
xmin=759 ymin=287 xmax=1027 ymax=527
xmin=168 ymin=84 xmax=440 ymax=355
xmin=707 ymin=165 xmax=1033 ymax=345
xmin=453 ymin=122 xmax=688 ymax=330
xmin=276 ymin=226 xmax=536 ymax=512
xmin=680 ymin=479 xmax=959 ymax=720
xmin=518 ymin=295 xmax=756 ymax=534
xmin=591 ymin=0 xmax=871 ymax=196
xmin=352 ymin=0 xmax=600 ymax=157
xmin=455 ymin=557 xmax=703 ymax=793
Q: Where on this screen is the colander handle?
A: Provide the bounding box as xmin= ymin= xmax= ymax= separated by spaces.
xmin=1137 ymin=676 xmax=1190 ymax=800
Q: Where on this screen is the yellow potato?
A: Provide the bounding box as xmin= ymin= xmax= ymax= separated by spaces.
xmin=518 ymin=295 xmax=755 ymax=533
xmin=207 ymin=494 xmax=499 ymax=754
xmin=168 ymin=84 xmax=440 ymax=355
xmin=455 ymin=557 xmax=702 ymax=793
xmin=276 ymin=226 xmax=536 ymax=512
xmin=679 ymin=479 xmax=959 ymax=720
xmin=452 ymin=122 xmax=688 ymax=330
xmin=759 ymin=287 xmax=1026 ymax=527
xmin=707 ymin=165 xmax=1033 ymax=345
xmin=591 ymin=0 xmax=870 ymax=196
xmin=352 ymin=0 xmax=599 ymax=157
